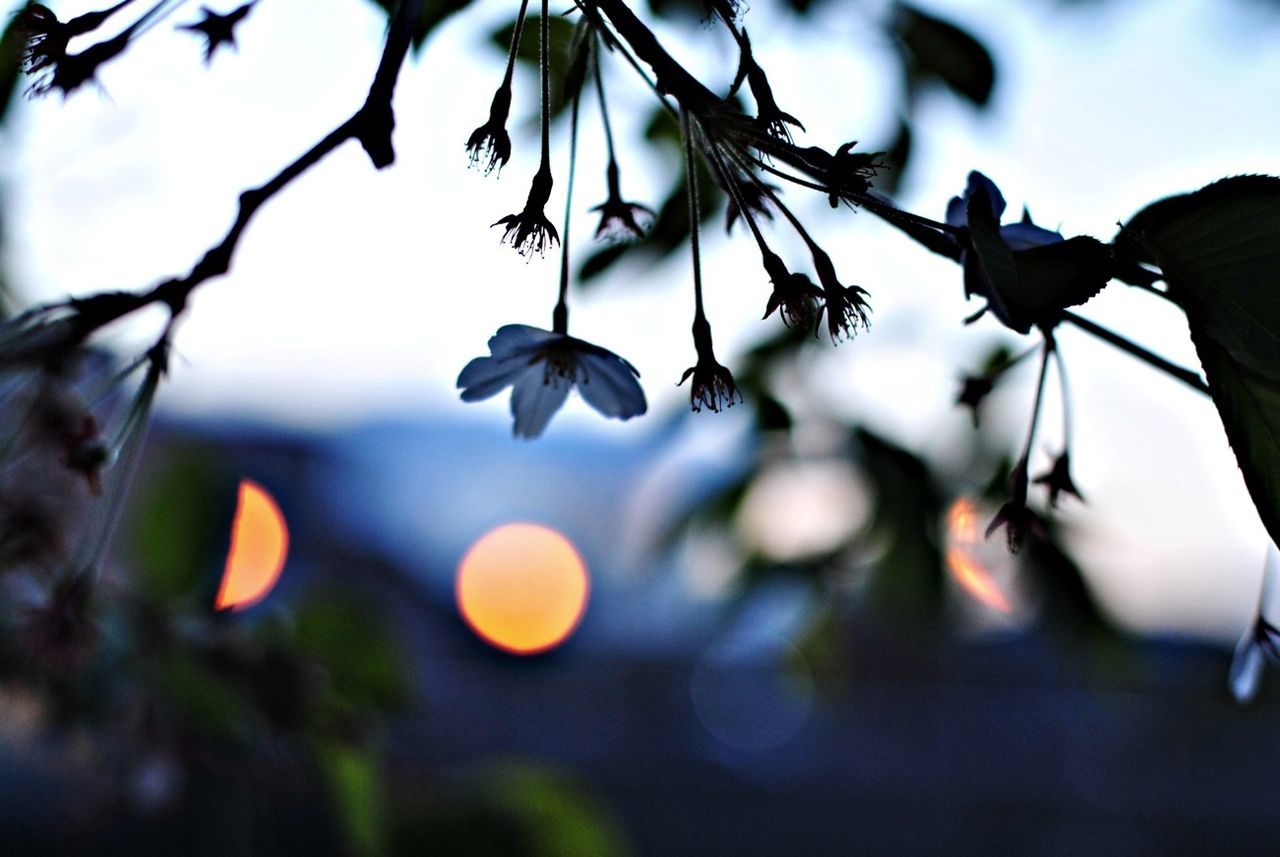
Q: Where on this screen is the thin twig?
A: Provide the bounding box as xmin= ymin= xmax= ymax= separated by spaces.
xmin=1061 ymin=310 xmax=1210 ymax=396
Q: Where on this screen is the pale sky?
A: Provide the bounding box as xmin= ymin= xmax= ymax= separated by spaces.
xmin=4 ymin=0 xmax=1280 ymax=639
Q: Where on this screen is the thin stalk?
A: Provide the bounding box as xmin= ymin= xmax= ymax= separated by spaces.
xmin=681 ymin=107 xmax=706 ymax=321
xmin=502 ymin=0 xmax=534 ymax=90
xmin=538 ymin=0 xmax=551 ymax=171
xmin=1052 ymin=344 xmax=1074 ymax=448
xmin=1061 ymin=310 xmax=1210 ymax=396
xmin=1018 ymin=339 xmax=1054 ymax=471
xmin=554 ymin=88 xmax=583 ymax=335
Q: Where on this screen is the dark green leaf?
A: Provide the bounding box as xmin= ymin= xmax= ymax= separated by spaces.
xmin=855 ymin=427 xmax=944 ymax=616
xmin=293 ymin=595 xmax=409 ymax=710
xmin=315 ymin=741 xmax=387 ymax=857
xmin=894 ymin=2 xmax=996 ymax=108
xmin=1119 ymin=176 xmax=1280 ymax=382
xmin=490 ymin=15 xmax=578 ymax=121
xmin=1189 ymin=330 xmax=1280 ymax=549
xmin=753 ymin=393 xmax=792 ymax=432
xmin=1120 ymin=175 xmax=1280 ymax=546
xmin=128 ymin=445 xmax=228 ymax=602
xmin=0 ymin=12 xmax=24 ymax=126
xmin=1009 ymin=236 xmax=1111 ymax=328
xmin=577 ymin=108 xmax=723 ymax=285
xmin=366 ymin=0 xmax=476 ymax=53
xmin=871 ymin=119 xmax=911 ymax=196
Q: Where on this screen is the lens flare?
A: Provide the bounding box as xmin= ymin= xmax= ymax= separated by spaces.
xmin=215 ymin=479 xmax=289 ymax=611
xmin=456 ymin=523 xmax=589 ymax=655
xmin=945 ymin=497 xmax=1012 ymax=614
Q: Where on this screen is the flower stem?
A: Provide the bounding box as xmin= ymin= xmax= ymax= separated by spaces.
xmin=1052 ymin=345 xmax=1075 ymax=449
xmin=681 ymin=107 xmax=706 ymax=322
xmin=592 ymin=39 xmax=618 ymax=166
xmin=704 ymin=144 xmax=769 ymax=256
xmin=1016 ymin=338 xmax=1054 ymax=480
xmin=554 ymin=87 xmax=583 ymax=335
xmin=502 ymin=0 xmax=533 ymax=90
xmin=1060 ymin=310 xmax=1210 ymax=396
xmin=538 ymin=0 xmax=551 ymax=172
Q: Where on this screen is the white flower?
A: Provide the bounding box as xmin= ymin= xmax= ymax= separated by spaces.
xmin=946 ymin=170 xmax=1064 ymax=253
xmin=947 ymin=171 xmax=1064 ymax=310
xmin=944 ymin=171 xmax=1110 ymax=333
xmin=457 ymin=325 xmax=647 ymax=439
xmin=1229 ymin=616 xmax=1279 ymax=704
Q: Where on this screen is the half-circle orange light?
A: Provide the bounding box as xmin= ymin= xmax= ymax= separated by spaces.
xmin=456 ymin=523 xmax=590 ymax=655
xmin=216 ymin=479 xmax=289 ymax=611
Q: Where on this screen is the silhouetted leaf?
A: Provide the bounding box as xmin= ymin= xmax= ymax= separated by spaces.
xmin=1120 ymin=176 xmax=1280 ymax=546
xmin=1189 ymin=331 xmax=1280 ymax=549
xmin=894 ymin=2 xmax=995 ymax=108
xmin=0 ymin=12 xmax=23 ymax=126
xmin=366 ymin=0 xmax=475 ymax=53
xmin=1120 ymin=176 xmax=1280 ymax=382
xmin=855 ymin=427 xmax=944 ymax=616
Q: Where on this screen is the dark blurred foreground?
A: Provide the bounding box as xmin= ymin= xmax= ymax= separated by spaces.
xmin=1 ymin=412 xmax=1277 ymax=857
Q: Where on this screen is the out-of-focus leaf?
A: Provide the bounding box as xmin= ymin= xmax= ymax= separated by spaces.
xmin=315 ymin=741 xmax=387 ymax=857
xmin=129 ymin=445 xmax=227 ymax=602
xmin=156 ymin=651 xmax=252 ymax=740
xmin=648 ymin=0 xmax=715 ymax=21
xmin=871 ymin=119 xmax=912 ymax=196
xmin=490 ymin=15 xmax=578 ymax=120
xmin=293 ymin=594 xmax=409 ymax=711
xmin=1118 ymin=175 xmax=1280 ymax=547
xmin=366 ymin=0 xmax=476 ymax=53
xmin=1021 ymin=519 xmax=1115 ymax=641
xmin=485 ymin=763 xmax=632 ymax=857
xmin=753 ymin=392 xmax=792 ymax=432
xmin=0 ymin=12 xmax=25 ymax=126
xmin=893 ymin=2 xmax=995 ymax=108
xmin=579 ymin=107 xmax=723 ymax=284
xmin=856 ymin=427 xmax=944 ymax=616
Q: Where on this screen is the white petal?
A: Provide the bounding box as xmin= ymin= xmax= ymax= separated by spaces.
xmin=457 ymin=355 xmax=525 ymax=401
xmin=1000 ymin=222 xmax=1063 ymax=251
xmin=487 ymin=324 xmax=558 ymax=358
xmin=458 ymin=325 xmax=560 ymax=401
xmin=1229 ymin=630 xmax=1265 ymax=704
xmin=966 ymin=171 xmax=1006 ymax=221
xmin=509 ymin=367 xmax=572 ymax=438
xmin=576 ymin=352 xmax=647 ymax=420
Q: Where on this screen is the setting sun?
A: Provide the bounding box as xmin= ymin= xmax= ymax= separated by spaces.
xmin=456 ymin=523 xmax=590 ymax=655
xmin=215 ymin=479 xmax=290 ymax=611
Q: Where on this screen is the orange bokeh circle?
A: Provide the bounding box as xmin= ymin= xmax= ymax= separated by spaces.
xmin=456 ymin=523 xmax=590 ymax=655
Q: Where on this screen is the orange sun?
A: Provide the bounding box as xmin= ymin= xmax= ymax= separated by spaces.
xmin=456 ymin=523 xmax=590 ymax=655
xmin=215 ymin=479 xmax=289 ymax=611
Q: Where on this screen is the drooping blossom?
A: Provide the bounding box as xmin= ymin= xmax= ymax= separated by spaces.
xmin=457 ymin=325 xmax=646 ymax=438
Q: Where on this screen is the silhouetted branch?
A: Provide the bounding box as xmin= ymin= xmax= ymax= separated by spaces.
xmin=24 ymin=0 xmax=427 ymax=345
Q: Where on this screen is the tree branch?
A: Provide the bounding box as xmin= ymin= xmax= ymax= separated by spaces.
xmin=49 ymin=0 xmax=427 ymax=345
